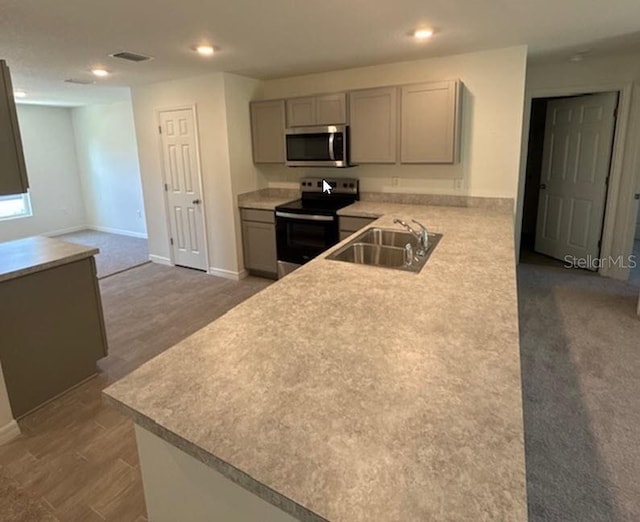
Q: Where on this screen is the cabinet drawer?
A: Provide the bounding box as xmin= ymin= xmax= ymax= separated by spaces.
xmin=340 ymin=216 xmax=376 ymax=232
xmin=241 ymin=208 xmax=275 ymax=224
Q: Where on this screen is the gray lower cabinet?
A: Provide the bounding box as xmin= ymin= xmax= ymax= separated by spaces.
xmin=339 ymin=215 xmax=377 ymax=240
xmin=0 ymin=256 xmax=108 ymax=418
xmin=250 ymin=100 xmax=286 ymax=164
xmin=241 ymin=208 xmax=277 ymax=278
xmin=0 ymin=60 xmax=28 ymax=195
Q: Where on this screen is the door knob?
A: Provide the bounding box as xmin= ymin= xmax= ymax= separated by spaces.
xmin=192 ymin=199 xmax=201 ymax=205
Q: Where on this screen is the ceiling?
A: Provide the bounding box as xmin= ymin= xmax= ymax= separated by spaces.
xmin=3 ymin=0 xmax=640 ymax=106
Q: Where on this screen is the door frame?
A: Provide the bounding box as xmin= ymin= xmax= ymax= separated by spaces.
xmin=515 ymin=82 xmax=635 ymax=279
xmin=155 ymin=104 xmax=210 ymax=272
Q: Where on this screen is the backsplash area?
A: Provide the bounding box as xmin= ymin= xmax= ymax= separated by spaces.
xmin=257 ymin=163 xmax=467 ymax=196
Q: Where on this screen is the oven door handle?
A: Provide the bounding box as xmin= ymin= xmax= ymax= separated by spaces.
xmin=275 ymin=211 xmax=335 ymax=222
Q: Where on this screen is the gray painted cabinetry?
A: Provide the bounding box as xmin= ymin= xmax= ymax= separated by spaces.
xmin=400 ymin=80 xmax=461 ymax=163
xmin=349 ymin=87 xmax=398 ymax=164
xmin=0 ymin=60 xmax=29 ymax=195
xmin=286 ymin=93 xmax=347 ymax=127
xmin=241 ymin=208 xmax=277 ymax=278
xmin=250 ymin=80 xmax=461 ymax=165
xmin=0 ymin=256 xmax=108 ymax=418
xmin=250 ymin=100 xmax=286 ymax=164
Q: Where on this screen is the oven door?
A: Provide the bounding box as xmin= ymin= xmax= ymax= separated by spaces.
xmin=275 ymin=211 xmax=339 ymax=265
xmin=285 ymin=126 xmax=348 ymax=167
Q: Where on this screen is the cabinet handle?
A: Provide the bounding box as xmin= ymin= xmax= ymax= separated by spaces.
xmin=540 ymin=184 xmax=547 ymax=190
xmin=192 ymin=199 xmax=201 ymax=205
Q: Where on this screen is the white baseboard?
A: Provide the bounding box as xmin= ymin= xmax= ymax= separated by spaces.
xmin=88 ymin=225 xmax=148 ymax=239
xmin=149 ymin=255 xmax=172 ymax=266
xmin=0 ymin=420 xmax=20 ymax=445
xmin=208 ymin=267 xmax=247 ymax=281
xmin=46 ymin=225 xmax=88 ymax=237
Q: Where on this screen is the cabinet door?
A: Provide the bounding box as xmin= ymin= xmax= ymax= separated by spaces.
xmin=250 ymin=100 xmax=286 ymax=164
xmin=242 ymin=220 xmax=277 ymax=275
xmin=316 ymin=93 xmax=347 ymax=125
xmin=0 ymin=60 xmax=29 ymax=195
xmin=286 ymin=97 xmax=316 ymax=127
xmin=349 ymin=87 xmax=398 ymax=163
xmin=400 ymin=80 xmax=460 ymax=164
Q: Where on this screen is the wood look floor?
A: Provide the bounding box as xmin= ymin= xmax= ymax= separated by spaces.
xmin=0 ymin=264 xmax=272 ymax=521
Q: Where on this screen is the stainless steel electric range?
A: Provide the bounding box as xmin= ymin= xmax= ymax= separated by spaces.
xmin=275 ymin=177 xmax=359 ymax=278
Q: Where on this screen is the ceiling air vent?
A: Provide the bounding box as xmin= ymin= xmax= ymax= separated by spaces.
xmin=64 ymin=78 xmax=95 ymax=85
xmin=109 ymin=51 xmax=153 ymax=62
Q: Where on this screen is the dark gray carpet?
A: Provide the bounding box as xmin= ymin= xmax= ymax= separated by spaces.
xmin=57 ymin=229 xmax=149 ymax=279
xmin=518 ymin=261 xmax=640 ymax=521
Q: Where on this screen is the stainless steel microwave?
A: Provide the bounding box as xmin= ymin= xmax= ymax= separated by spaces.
xmin=285 ymin=125 xmax=349 ymax=168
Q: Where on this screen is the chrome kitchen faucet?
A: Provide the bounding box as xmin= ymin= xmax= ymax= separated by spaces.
xmin=393 ymin=219 xmax=429 ymax=256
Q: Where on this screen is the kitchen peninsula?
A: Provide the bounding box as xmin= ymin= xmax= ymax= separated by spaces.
xmin=104 ymin=201 xmax=527 ymax=521
xmin=0 ymin=236 xmax=108 ymax=418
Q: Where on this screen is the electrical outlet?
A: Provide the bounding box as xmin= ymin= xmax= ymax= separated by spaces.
xmin=137 ymin=209 xmax=142 ymax=218
xmin=391 ymin=177 xmax=399 ymax=187
xmin=454 ymin=179 xmax=463 ymax=190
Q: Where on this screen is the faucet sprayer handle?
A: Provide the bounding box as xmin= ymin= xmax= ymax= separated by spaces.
xmin=404 ymin=243 xmax=414 ymax=266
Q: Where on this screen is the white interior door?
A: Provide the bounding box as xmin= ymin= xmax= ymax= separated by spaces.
xmin=159 ymin=108 xmax=207 ymax=271
xmin=535 ymin=92 xmax=618 ymax=267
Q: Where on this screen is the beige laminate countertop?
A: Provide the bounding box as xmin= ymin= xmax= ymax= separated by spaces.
xmin=0 ymin=236 xmax=98 ymax=283
xmin=104 ymin=203 xmax=527 ymax=522
xmin=238 ymin=194 xmax=298 ymax=211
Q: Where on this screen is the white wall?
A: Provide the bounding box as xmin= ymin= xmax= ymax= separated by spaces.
xmin=131 ymin=72 xmax=262 ymax=275
xmin=0 ymin=105 xmax=86 ymax=242
xmin=523 ymin=51 xmax=640 ymax=278
xmin=224 ymin=74 xmax=265 ymax=271
xmin=258 ymin=46 xmax=528 ymax=200
xmin=71 ymin=100 xmax=147 ymax=238
xmin=0 ymin=360 xmax=19 ymax=444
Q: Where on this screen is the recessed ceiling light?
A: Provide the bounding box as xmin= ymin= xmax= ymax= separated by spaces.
xmin=91 ymin=68 xmax=110 ymax=77
xmin=413 ymin=28 xmax=434 ymax=40
xmin=13 ymin=90 xmax=26 ymax=98
xmin=195 ymin=45 xmax=215 ymax=56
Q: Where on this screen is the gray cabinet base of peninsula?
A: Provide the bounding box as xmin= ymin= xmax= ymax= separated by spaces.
xmin=135 ymin=425 xmax=299 ymax=522
xmin=0 ymin=257 xmax=108 ymax=418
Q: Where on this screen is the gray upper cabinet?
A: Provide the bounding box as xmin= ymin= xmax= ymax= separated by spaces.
xmin=0 ymin=60 xmax=29 ymax=195
xmin=250 ymin=100 xmax=286 ymax=164
xmin=400 ymin=80 xmax=461 ymax=164
xmin=286 ymin=93 xmax=347 ymax=127
xmin=286 ymin=97 xmax=316 ymax=127
xmin=349 ymin=87 xmax=398 ymax=164
xmin=316 ymin=93 xmax=347 ymax=125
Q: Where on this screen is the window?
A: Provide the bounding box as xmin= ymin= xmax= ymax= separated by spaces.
xmin=0 ymin=193 xmax=32 ymax=220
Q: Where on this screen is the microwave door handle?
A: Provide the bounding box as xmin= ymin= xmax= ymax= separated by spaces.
xmin=328 ymin=133 xmax=335 ymax=161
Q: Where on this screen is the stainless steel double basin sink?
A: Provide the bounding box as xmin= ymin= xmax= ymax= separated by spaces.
xmin=327 ymin=227 xmax=442 ymax=273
